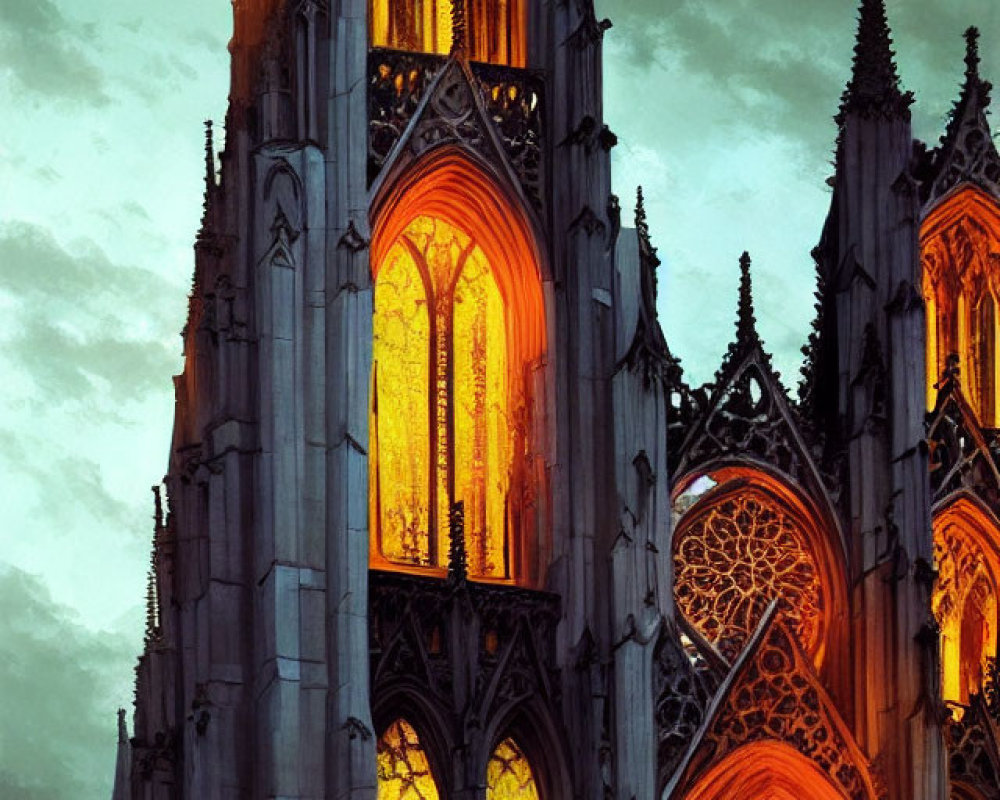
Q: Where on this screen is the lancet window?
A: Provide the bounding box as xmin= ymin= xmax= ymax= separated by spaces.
xmin=369 ymin=0 xmax=526 ymax=66
xmin=672 ymin=472 xmax=838 ymax=668
xmin=372 ymin=215 xmax=512 ymax=577
xmin=922 ymin=186 xmax=1000 ymax=424
xmin=377 ymin=719 xmax=441 ymax=799
xmin=932 ymin=502 xmax=1000 ymax=708
xmin=486 ymin=738 xmax=540 ymax=799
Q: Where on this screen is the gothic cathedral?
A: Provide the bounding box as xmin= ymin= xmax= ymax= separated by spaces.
xmin=113 ymin=1 xmax=1000 ymax=798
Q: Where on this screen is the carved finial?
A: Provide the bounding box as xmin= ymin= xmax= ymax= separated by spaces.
xmin=117 ymin=708 xmax=128 ymax=744
xmin=447 ymin=501 xmax=468 ymax=584
xmin=841 ymin=0 xmax=912 ymax=119
xmin=965 ymin=26 xmax=981 ymax=83
xmin=736 ymin=251 xmax=758 ymax=344
xmin=204 ymin=120 xmax=215 ymax=190
xmin=451 ymin=0 xmax=467 ymax=56
xmin=199 ymin=120 xmax=216 ymax=237
xmin=152 ymin=485 xmax=163 ymax=531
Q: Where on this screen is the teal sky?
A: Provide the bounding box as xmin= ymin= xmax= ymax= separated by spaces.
xmin=0 ymin=1 xmax=996 ymax=796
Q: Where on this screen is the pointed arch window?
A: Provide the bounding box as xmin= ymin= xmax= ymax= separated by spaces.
xmin=369 ymin=0 xmax=526 ymax=66
xmin=486 ymin=738 xmax=540 ymax=799
xmin=377 ymin=719 xmax=441 ymax=799
xmin=932 ymin=502 xmax=1000 ymax=708
xmin=370 ymin=154 xmax=547 ymax=586
xmin=922 ymin=186 xmax=1000 ymax=425
xmin=372 ymin=215 xmax=512 ymax=577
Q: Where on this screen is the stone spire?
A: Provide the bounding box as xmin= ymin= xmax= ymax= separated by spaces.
xmin=925 ymin=26 xmax=1000 ymax=205
xmin=200 ymin=120 xmax=215 ymax=232
xmin=736 ymin=251 xmax=759 ymax=346
xmin=840 ymin=0 xmax=912 ymax=119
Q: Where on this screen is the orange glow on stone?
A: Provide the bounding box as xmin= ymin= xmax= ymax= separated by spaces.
xmin=370 ymin=151 xmax=546 ymax=584
xmin=486 ymin=738 xmax=540 ymax=800
xmin=683 ymin=741 xmax=848 ymax=800
xmin=377 ymin=719 xmax=440 ymax=799
xmin=932 ymin=499 xmax=1000 ymax=709
xmin=922 ymin=186 xmax=1000 ymax=423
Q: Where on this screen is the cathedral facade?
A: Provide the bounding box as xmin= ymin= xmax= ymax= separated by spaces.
xmin=113 ymin=1 xmax=1000 ymax=797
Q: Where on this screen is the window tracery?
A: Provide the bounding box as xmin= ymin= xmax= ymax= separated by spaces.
xmin=372 ymin=215 xmax=513 ymax=578
xmin=673 ymin=485 xmax=825 ymax=664
xmin=922 ymin=187 xmax=1000 ymax=424
xmin=932 ymin=507 xmax=1000 ymax=707
xmin=377 ymin=719 xmax=441 ymax=799
xmin=369 ymin=0 xmax=525 ymax=67
xmin=486 ymin=738 xmax=540 ymax=800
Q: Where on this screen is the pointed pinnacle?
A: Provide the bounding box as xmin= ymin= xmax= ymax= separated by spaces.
xmin=203 ymin=120 xmax=215 ymax=190
xmin=841 ymin=0 xmax=912 ymax=119
xmin=965 ymin=27 xmax=981 ymax=83
xmin=737 ymin=251 xmax=757 ymax=343
xmin=635 ymin=185 xmax=648 ymax=233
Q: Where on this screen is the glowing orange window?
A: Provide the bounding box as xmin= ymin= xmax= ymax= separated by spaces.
xmin=922 ymin=186 xmax=1000 ymax=424
xmin=932 ymin=501 xmax=1000 ymax=709
xmin=371 ymin=215 xmax=511 ymax=578
xmin=369 ymin=0 xmax=526 ymax=67
xmin=671 ymin=470 xmax=846 ymax=672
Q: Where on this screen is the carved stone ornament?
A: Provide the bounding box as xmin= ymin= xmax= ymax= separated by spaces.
xmin=924 ymin=28 xmax=1000 ymax=210
xmin=926 ymin=380 xmax=1000 ymax=514
xmin=367 ymin=49 xmax=544 ymax=211
xmin=673 ymin=254 xmax=836 ymax=507
xmin=945 ymin=690 xmax=1000 ymax=800
xmin=667 ymin=606 xmax=885 ymax=800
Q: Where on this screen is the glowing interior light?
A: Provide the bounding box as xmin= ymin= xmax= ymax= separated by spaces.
xmin=371 ymin=215 xmax=512 ymax=579
xmin=369 ymin=0 xmax=526 ymax=66
xmin=377 ymin=719 xmax=440 ymax=799
xmin=486 ymin=738 xmax=540 ymax=800
xmin=922 ymin=186 xmax=1000 ymax=424
xmin=932 ymin=503 xmax=1000 ymax=709
xmin=673 ymin=484 xmax=825 ymax=664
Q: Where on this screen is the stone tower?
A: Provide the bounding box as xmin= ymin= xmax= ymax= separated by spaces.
xmin=115 ymin=2 xmax=1000 ymax=799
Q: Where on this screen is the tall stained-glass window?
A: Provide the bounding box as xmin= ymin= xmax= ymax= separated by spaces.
xmin=377 ymin=719 xmax=440 ymax=799
xmin=486 ymin=738 xmax=540 ymax=800
xmin=371 ymin=215 xmax=513 ymax=579
xmin=932 ymin=503 xmax=1000 ymax=708
xmin=369 ymin=0 xmax=526 ymax=66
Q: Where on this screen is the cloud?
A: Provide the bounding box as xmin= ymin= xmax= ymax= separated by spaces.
xmin=0 ymin=221 xmax=184 ymax=409
xmin=0 ymin=564 xmax=137 ymax=799
xmin=0 ymin=0 xmax=109 ymax=105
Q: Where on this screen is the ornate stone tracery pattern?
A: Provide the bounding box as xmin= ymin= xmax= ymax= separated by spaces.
xmin=945 ymin=696 xmax=1000 ymax=800
xmin=367 ymin=50 xmax=544 ymax=211
xmin=689 ymin=620 xmax=882 ymax=800
xmin=674 ymin=489 xmax=825 ymax=664
xmin=926 ymin=389 xmax=1000 ymax=514
xmin=653 ymin=623 xmax=715 ymax=784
